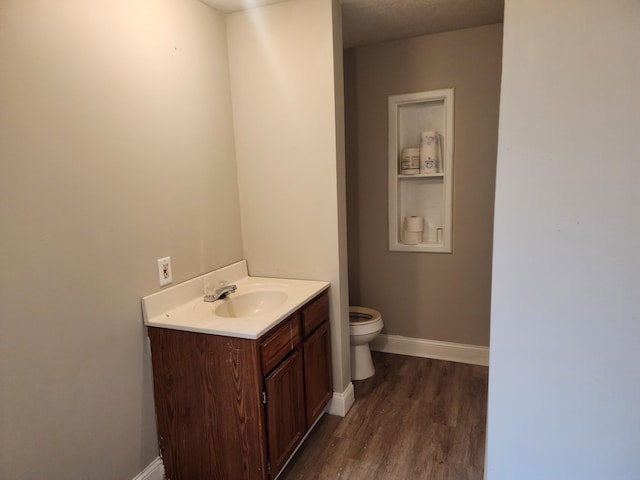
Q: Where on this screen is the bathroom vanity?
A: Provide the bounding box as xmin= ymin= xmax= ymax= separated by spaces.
xmin=142 ymin=261 xmax=332 ymax=480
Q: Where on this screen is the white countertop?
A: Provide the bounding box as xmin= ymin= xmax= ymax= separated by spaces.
xmin=142 ymin=261 xmax=329 ymax=339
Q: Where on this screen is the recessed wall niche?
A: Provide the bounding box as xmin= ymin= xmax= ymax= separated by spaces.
xmin=388 ymin=88 xmax=454 ymax=253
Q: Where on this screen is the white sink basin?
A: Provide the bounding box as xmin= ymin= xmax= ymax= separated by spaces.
xmin=142 ymin=260 xmax=329 ymax=339
xmin=214 ymin=290 xmax=288 ymax=318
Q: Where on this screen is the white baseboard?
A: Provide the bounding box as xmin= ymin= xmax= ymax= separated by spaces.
xmin=326 ymin=382 xmax=355 ymax=417
xmin=132 ymin=457 xmax=164 ymax=480
xmin=371 ymin=334 xmax=489 ymax=366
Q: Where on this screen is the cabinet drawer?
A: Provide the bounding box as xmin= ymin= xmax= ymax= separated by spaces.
xmin=261 ymin=314 xmax=301 ymax=375
xmin=301 ymin=291 xmax=329 ymax=338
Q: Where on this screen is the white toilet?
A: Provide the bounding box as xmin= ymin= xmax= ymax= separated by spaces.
xmin=349 ymin=306 xmax=384 ymax=380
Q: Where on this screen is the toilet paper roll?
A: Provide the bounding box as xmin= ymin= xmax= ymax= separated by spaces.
xmin=402 ymin=230 xmax=422 ymax=245
xmin=403 ymin=215 xmax=424 ymax=233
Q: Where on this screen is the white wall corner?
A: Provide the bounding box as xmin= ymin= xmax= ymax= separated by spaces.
xmin=327 ymin=382 xmax=355 ymax=417
xmin=371 ymin=334 xmax=489 ymax=366
xmin=132 ymin=457 xmax=164 ymax=480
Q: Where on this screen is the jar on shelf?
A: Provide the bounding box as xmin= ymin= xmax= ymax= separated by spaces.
xmin=400 ymin=147 xmax=420 ymax=174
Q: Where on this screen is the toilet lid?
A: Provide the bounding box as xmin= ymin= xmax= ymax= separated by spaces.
xmin=349 ymin=306 xmax=382 ymax=325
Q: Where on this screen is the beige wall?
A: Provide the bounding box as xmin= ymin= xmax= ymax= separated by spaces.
xmin=0 ymin=0 xmax=243 ymax=478
xmin=226 ymin=0 xmax=351 ymax=392
xmin=346 ymin=24 xmax=503 ymax=346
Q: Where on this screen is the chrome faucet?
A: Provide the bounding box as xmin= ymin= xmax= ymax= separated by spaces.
xmin=204 ymin=284 xmax=237 ymax=302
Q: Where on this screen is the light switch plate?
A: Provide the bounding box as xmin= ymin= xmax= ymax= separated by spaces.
xmin=157 ymin=257 xmax=172 ymax=286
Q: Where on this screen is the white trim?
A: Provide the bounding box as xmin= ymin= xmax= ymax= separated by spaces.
xmin=132 ymin=457 xmax=164 ymax=480
xmin=371 ymin=334 xmax=489 ymax=366
xmin=326 ymin=382 xmax=355 ymax=417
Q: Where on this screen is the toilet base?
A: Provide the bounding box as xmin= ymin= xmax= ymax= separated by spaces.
xmin=351 ymin=343 xmax=375 ymax=380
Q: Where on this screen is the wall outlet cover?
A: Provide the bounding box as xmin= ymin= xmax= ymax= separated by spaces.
xmin=157 ymin=257 xmax=172 ymax=286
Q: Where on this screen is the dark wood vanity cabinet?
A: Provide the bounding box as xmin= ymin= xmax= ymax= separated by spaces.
xmin=148 ymin=289 xmax=332 ymax=480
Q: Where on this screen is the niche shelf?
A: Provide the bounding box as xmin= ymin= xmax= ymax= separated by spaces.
xmin=388 ymin=88 xmax=454 ymax=253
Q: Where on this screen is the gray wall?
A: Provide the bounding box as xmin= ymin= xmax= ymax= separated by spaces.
xmin=0 ymin=0 xmax=243 ymax=478
xmin=345 ymin=24 xmax=503 ymax=346
xmin=486 ymin=0 xmax=640 ymax=478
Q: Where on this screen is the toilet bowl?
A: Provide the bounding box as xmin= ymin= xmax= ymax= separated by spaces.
xmin=349 ymin=306 xmax=383 ymax=380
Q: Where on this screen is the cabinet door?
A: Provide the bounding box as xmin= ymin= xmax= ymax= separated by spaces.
xmin=264 ymin=348 xmax=306 ymax=478
xmin=303 ymin=321 xmax=333 ymax=427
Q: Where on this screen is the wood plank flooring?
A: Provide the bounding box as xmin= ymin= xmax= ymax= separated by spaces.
xmin=279 ymin=352 xmax=489 ymax=480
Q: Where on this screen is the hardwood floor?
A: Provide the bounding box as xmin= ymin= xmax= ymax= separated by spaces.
xmin=279 ymin=352 xmax=488 ymax=480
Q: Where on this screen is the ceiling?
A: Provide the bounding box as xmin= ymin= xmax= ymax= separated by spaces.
xmin=199 ymin=0 xmax=504 ymax=48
